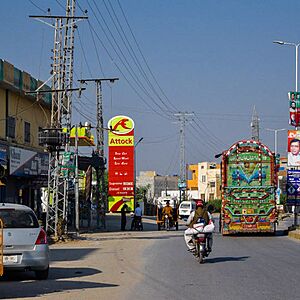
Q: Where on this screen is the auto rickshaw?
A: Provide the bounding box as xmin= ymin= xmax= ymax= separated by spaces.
xmin=156 ymin=198 xmax=179 ymax=231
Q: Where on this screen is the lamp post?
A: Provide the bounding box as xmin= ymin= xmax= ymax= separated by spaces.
xmin=134 ymin=137 xmax=143 ymax=208
xmin=274 ymin=40 xmax=300 ymax=226
xmin=265 ymin=128 xmax=286 ymax=155
xmin=273 ymin=40 xmax=300 ymax=91
xmin=265 ymin=128 xmax=286 ymax=204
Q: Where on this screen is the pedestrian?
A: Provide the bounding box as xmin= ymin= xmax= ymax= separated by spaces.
xmin=121 ymin=204 xmax=128 ymax=231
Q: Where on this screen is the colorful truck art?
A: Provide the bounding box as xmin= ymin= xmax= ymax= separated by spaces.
xmin=221 ymin=140 xmax=278 ymax=235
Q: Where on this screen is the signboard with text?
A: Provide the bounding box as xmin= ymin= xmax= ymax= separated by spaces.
xmin=287 ymin=170 xmax=300 ymax=206
xmin=108 ymin=116 xmax=135 ymax=212
xmin=9 ymin=147 xmax=48 ymax=177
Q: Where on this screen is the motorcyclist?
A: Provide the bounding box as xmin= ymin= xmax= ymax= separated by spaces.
xmin=162 ymin=200 xmax=173 ymax=227
xmin=131 ymin=203 xmax=143 ymax=230
xmin=184 ymin=199 xmax=214 ymax=253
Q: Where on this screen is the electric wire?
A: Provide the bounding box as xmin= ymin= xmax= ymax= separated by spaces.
xmin=85 ymin=18 xmax=173 ymax=120
xmin=115 ymin=0 xmax=178 ymax=112
xmin=28 ymin=0 xmax=48 ymax=13
xmin=103 ymin=0 xmax=175 ymax=113
xmin=86 ymin=0 xmax=174 ymax=118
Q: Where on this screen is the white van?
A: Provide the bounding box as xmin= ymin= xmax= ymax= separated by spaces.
xmin=179 ymin=201 xmax=196 ymax=220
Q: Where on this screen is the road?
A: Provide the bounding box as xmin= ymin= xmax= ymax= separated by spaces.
xmin=0 ymin=216 xmax=299 ymax=300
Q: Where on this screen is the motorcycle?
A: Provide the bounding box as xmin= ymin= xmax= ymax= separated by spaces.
xmin=131 ymin=216 xmax=143 ymax=231
xmin=193 ymin=232 xmax=209 ymax=264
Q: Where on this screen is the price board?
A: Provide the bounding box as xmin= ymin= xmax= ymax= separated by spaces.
xmin=0 ymin=218 xmax=3 ymax=276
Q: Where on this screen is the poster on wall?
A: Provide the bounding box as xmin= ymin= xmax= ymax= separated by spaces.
xmin=108 ymin=116 xmax=135 ymax=212
xmin=287 ymin=130 xmax=300 ymax=167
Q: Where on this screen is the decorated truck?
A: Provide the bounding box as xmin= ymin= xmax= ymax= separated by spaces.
xmin=221 ymin=140 xmax=278 ymax=235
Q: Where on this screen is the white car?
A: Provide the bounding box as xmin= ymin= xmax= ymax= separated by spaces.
xmin=179 ymin=201 xmax=196 ymax=220
xmin=0 ymin=203 xmax=49 ymax=279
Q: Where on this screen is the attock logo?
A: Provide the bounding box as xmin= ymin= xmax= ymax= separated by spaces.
xmin=108 ymin=116 xmax=134 ymax=135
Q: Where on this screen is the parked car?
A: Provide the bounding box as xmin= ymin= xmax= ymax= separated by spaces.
xmin=179 ymin=201 xmax=196 ymax=220
xmin=0 ymin=203 xmax=49 ymax=279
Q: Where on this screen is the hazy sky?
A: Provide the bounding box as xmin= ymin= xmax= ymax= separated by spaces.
xmin=1 ymin=0 xmax=299 ymax=175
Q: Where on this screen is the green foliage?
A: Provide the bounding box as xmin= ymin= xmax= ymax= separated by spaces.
xmin=136 ymin=185 xmax=150 ymax=202
xmin=280 ymin=194 xmax=287 ymax=206
xmin=207 ymin=199 xmax=222 ymax=213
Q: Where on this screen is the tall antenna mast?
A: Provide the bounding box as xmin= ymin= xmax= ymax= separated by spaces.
xmin=251 ymin=105 xmax=260 ymax=141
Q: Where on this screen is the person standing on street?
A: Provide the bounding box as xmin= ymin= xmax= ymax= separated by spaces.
xmin=131 ymin=203 xmax=143 ymax=230
xmin=121 ymin=204 xmax=128 ymax=231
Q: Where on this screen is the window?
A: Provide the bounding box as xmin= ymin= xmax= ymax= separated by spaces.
xmin=200 ymin=194 xmax=205 ymax=200
xmin=0 ymin=209 xmax=39 ymax=228
xmin=24 ymin=121 xmax=31 ymax=143
xmin=210 ymin=181 xmax=216 ymax=188
xmin=201 ymin=175 xmax=206 ymax=183
xmin=209 ymin=193 xmax=214 ymax=201
xmin=7 ymin=116 xmax=16 ymax=139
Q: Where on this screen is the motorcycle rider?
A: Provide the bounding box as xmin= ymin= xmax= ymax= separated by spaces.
xmin=162 ymin=200 xmax=173 ymax=227
xmin=131 ymin=203 xmax=143 ymax=230
xmin=184 ymin=199 xmax=214 ymax=253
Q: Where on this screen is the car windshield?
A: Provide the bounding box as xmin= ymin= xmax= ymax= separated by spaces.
xmin=180 ymin=204 xmax=190 ymax=209
xmin=0 ymin=209 xmax=39 ymax=228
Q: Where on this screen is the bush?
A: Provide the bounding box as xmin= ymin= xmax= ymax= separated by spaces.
xmin=207 ymin=199 xmax=222 ymax=213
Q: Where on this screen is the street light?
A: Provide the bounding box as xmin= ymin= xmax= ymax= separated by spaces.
xmin=265 ymin=128 xmax=286 ymax=154
xmin=265 ymin=128 xmax=286 ymax=204
xmin=134 ymin=137 xmax=144 ymax=208
xmin=273 ymin=40 xmax=300 ymax=91
xmin=273 ymin=40 xmax=300 ymax=226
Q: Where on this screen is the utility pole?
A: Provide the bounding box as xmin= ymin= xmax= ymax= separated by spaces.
xmin=251 ymin=106 xmax=260 ymax=141
xmin=174 ymin=112 xmax=194 ymax=202
xmin=79 ymin=78 xmax=118 ymax=228
xmin=30 ymin=1 xmax=88 ymax=237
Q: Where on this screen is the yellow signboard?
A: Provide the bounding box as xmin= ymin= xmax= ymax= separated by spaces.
xmin=0 ymin=218 xmax=3 ymax=276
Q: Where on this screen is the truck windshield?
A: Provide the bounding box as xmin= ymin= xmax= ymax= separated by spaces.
xmin=0 ymin=209 xmax=39 ymax=228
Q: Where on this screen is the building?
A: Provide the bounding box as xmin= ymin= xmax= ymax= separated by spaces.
xmin=0 ymin=59 xmax=51 ymax=217
xmin=187 ymin=162 xmax=221 ymax=202
xmin=136 ymin=171 xmax=179 ymax=202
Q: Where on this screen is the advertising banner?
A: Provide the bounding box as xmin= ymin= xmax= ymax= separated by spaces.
xmin=108 ymin=116 xmax=135 ymax=212
xmin=287 ymin=170 xmax=300 ymax=206
xmin=287 ymin=130 xmax=300 ymax=167
xmin=288 ymin=92 xmax=300 ymax=127
xmin=9 ymin=147 xmax=48 ymax=177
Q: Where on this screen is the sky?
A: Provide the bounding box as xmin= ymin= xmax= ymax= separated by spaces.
xmin=1 ymin=0 xmax=300 ymax=176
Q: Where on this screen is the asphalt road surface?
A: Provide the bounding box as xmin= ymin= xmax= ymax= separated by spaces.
xmin=0 ymin=216 xmax=299 ymax=300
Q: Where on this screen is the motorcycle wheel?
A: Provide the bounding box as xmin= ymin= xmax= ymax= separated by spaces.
xmin=166 ymin=219 xmax=169 ymax=231
xmin=198 ymin=251 xmax=204 ymax=264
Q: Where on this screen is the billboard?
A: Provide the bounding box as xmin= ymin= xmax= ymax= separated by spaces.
xmin=288 ymin=91 xmax=300 ymax=127
xmin=287 ymin=170 xmax=300 ymax=206
xmin=287 ymin=130 xmax=300 ymax=167
xmin=108 ymin=116 xmax=134 ymax=212
xmin=9 ymin=147 xmax=48 ymax=177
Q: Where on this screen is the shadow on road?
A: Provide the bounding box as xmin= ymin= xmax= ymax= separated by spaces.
xmin=0 ymin=267 xmax=118 ymax=299
xmin=205 ymin=256 xmax=249 ymax=264
xmin=50 ymin=248 xmax=99 ymax=262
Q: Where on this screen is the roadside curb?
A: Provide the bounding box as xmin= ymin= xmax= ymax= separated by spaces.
xmin=288 ymin=229 xmax=300 ymax=240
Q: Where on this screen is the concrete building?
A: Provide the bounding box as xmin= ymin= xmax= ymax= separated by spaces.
xmin=0 ymin=59 xmax=51 ymax=216
xmin=136 ymin=171 xmax=179 ymax=202
xmin=187 ymin=162 xmax=221 ymax=202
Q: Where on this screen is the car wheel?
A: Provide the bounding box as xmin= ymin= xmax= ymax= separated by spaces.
xmin=35 ymin=266 xmax=49 ymax=280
